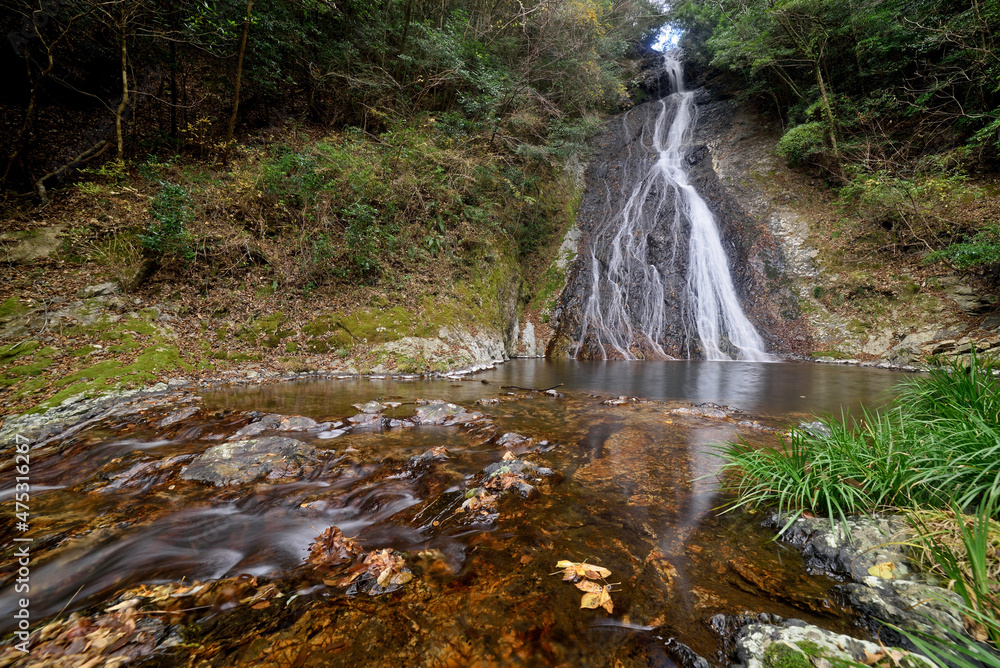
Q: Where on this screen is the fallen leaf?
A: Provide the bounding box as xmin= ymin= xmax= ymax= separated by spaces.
xmin=867 ymin=562 xmax=895 ymax=579
xmin=555 ymin=560 xmax=612 ymax=582
xmin=502 ymin=450 xmax=516 ymax=461
xmin=251 ymin=601 xmax=270 ymax=610
xmin=579 ymin=584 xmax=614 ymax=613
xmin=862 ymin=649 xmax=886 ymax=665
xmin=520 ymin=554 xmax=533 ymax=564
xmin=308 ymin=526 xmax=363 ymax=569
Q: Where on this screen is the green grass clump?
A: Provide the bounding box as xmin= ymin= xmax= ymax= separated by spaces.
xmin=720 ymin=354 xmax=1000 ymax=525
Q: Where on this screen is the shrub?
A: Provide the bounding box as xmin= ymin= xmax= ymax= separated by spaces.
xmin=775 ymin=122 xmax=826 ymax=166
xmin=140 ymin=181 xmax=194 ymax=260
xmin=926 ymin=224 xmax=1000 ymax=272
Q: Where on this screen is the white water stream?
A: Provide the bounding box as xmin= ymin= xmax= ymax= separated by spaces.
xmin=575 ymin=56 xmax=770 ymax=361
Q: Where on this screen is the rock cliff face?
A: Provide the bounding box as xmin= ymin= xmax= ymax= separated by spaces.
xmin=548 ymin=56 xmax=806 ymax=359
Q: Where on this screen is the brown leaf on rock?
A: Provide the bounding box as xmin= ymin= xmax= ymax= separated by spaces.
xmin=338 ymin=548 xmax=412 ymax=589
xmin=308 ymin=526 xmax=363 ymax=569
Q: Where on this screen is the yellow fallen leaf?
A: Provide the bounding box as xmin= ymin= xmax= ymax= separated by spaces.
xmin=555 ymin=560 xmax=612 ymax=581
xmin=580 ymin=584 xmax=614 ymax=613
xmin=502 ymin=450 xmax=516 ymax=461
xmin=867 ymin=562 xmax=895 ymax=579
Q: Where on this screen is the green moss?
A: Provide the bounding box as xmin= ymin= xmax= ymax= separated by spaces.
xmin=810 ymin=349 xmax=849 ymax=359
xmin=0 ymin=340 xmax=40 ymax=363
xmin=284 ymin=341 xmax=299 ymax=353
xmin=794 ymin=641 xmax=823 ymax=658
xmin=0 ymin=297 xmax=30 ymax=320
xmin=4 ymin=356 xmax=54 ymax=379
xmin=763 ymin=642 xmax=812 ymax=668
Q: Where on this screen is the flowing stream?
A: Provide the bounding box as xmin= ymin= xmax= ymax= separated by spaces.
xmin=0 ymin=361 xmax=910 ymax=666
xmin=576 ymin=56 xmax=769 ymax=361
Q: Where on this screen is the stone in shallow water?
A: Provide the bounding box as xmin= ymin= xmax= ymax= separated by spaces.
xmin=316 ymin=429 xmax=347 ymax=440
xmin=181 ymin=436 xmax=318 ymax=486
xmin=413 ymin=401 xmax=481 ymax=426
xmin=353 ymin=400 xmax=385 ymax=414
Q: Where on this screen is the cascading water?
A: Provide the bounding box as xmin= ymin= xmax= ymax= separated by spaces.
xmin=573 ymin=56 xmax=771 ymax=361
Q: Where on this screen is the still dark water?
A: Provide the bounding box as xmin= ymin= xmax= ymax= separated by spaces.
xmin=1 ymin=361 xmax=912 ymax=666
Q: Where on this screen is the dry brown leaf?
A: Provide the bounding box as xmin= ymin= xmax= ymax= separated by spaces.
xmin=579 ymin=584 xmax=614 ymax=613
xmin=502 ymin=450 xmax=516 ymax=461
xmin=862 ymin=649 xmax=886 ymax=665
xmin=308 ymin=526 xmax=363 ymax=569
xmin=555 ymin=560 xmax=612 ymax=582
xmin=251 ymin=601 xmax=270 ymax=610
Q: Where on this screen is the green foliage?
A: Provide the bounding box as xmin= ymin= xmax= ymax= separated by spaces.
xmin=775 ymin=122 xmax=826 ymax=166
xmin=720 ymin=354 xmax=1000 ymax=525
xmin=900 ymin=497 xmax=1000 ymax=666
xmin=926 ymin=225 xmax=1000 ymax=271
xmin=140 ymin=182 xmax=195 ymax=260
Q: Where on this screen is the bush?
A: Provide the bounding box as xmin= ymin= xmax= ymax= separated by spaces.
xmin=140 ymin=181 xmax=194 ymax=260
xmin=926 ymin=224 xmax=1000 ymax=272
xmin=775 ymin=122 xmax=826 ymax=166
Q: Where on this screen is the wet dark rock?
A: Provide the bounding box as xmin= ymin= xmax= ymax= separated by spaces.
xmin=660 ymin=638 xmax=710 ymax=668
xmin=408 ymin=446 xmax=450 ymax=467
xmin=413 ymin=401 xmax=482 ymax=426
xmin=180 ymin=436 xmax=319 ymax=486
xmin=157 ymin=406 xmax=201 ymax=428
xmin=771 ymin=513 xmax=966 ymax=654
xmin=771 ymin=514 xmax=916 ymax=581
xmin=388 ymin=418 xmax=416 ymax=428
xmin=798 ymin=421 xmax=833 ymax=439
xmin=101 ymin=454 xmax=195 ymax=493
xmin=0 ymin=388 xmax=194 ymax=450
xmin=229 ymin=413 xmax=284 ymax=439
xmin=841 ymin=579 xmax=965 ymax=647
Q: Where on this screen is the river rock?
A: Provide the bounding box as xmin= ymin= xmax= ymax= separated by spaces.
xmin=772 ymin=514 xmax=916 ymax=581
xmin=796 ymin=421 xmax=832 ymax=439
xmin=180 ymin=436 xmax=318 ymax=486
xmin=735 ymin=619 xmax=932 ymax=668
xmin=414 ymin=401 xmax=482 ymax=426
xmin=841 ymin=579 xmax=965 ymax=647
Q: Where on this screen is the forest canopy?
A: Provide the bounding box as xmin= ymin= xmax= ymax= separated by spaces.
xmin=0 ymin=0 xmax=665 ymax=196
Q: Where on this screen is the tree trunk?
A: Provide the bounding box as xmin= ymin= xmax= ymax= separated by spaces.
xmin=115 ymin=8 xmax=129 ymax=161
xmin=226 ymin=0 xmax=254 ymax=145
xmin=815 ymin=62 xmax=838 ymax=157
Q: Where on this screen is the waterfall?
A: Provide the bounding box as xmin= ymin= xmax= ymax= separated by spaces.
xmin=574 ymin=56 xmax=771 ymax=361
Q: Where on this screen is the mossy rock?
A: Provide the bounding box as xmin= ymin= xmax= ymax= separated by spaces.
xmin=0 ymin=340 xmax=40 ymax=364
xmin=763 ymin=642 xmax=812 ymax=668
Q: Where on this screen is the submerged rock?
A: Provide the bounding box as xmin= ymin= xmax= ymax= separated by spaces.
xmin=414 ymin=401 xmax=482 ymax=426
xmin=181 ymin=436 xmax=318 ymax=486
